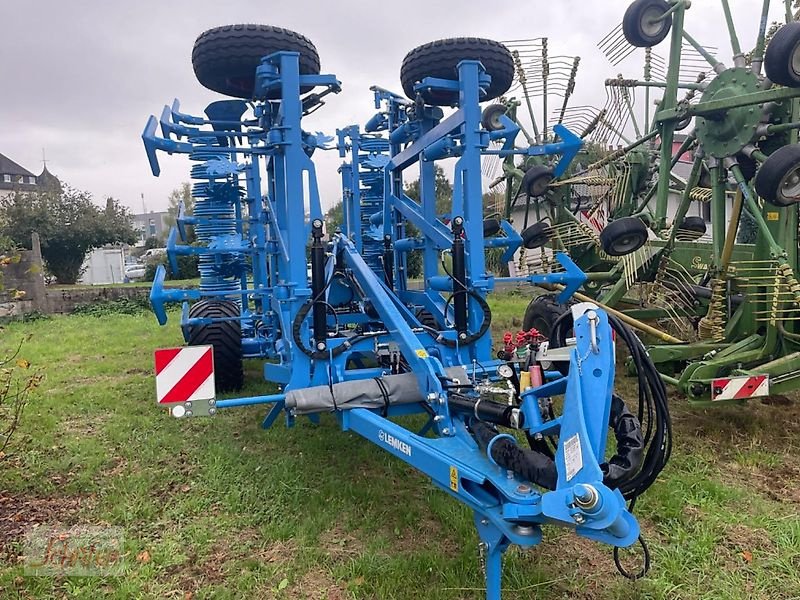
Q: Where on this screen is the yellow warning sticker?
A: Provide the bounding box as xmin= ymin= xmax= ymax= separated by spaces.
xmin=416 ymin=349 xmax=429 ymax=358
xmin=767 ymin=212 xmax=780 ymax=221
xmin=449 ymin=466 xmax=458 ymax=492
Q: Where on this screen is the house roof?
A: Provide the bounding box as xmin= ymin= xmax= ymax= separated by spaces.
xmin=0 ymin=153 xmax=35 ymax=177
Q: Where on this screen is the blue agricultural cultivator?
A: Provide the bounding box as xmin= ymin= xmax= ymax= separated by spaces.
xmin=142 ymin=23 xmax=672 ymax=599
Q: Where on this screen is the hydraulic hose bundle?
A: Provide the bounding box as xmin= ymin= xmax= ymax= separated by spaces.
xmin=468 ymin=306 xmax=671 ymax=579
xmin=469 ymin=394 xmax=644 ymax=494
xmin=550 ymin=309 xmax=672 ymax=503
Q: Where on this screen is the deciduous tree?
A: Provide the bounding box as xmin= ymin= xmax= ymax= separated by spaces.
xmin=0 ymin=186 xmax=138 ymax=284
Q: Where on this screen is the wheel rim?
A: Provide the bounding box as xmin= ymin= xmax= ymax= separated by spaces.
xmin=779 ymin=166 xmax=800 ymax=202
xmin=792 ymin=41 xmax=800 ymax=77
xmin=640 ymin=6 xmax=665 ymax=37
xmin=612 ymin=233 xmax=645 ymax=254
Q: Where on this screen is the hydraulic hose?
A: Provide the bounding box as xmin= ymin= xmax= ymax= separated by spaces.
xmin=469 ymin=394 xmax=644 ymax=492
xmin=551 ymin=309 xmax=672 ymax=501
xmin=470 ymin=419 xmax=557 ymax=490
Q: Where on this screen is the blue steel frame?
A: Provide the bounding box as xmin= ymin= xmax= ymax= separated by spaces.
xmin=143 ymin=48 xmax=638 ymax=600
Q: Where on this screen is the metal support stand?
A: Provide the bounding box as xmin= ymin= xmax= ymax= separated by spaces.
xmin=475 ymin=514 xmax=511 ymax=600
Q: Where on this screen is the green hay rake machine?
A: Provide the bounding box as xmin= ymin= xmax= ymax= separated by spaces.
xmin=497 ymin=1 xmax=800 ymax=404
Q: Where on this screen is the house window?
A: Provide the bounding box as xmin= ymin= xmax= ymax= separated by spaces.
xmin=28 ymin=176 xmax=36 ymax=185
xmin=2 ymin=175 xmax=10 ymax=183
xmin=17 ymin=176 xmax=24 ymax=184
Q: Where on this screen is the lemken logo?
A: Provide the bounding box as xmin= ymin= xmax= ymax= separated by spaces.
xmin=378 ymin=430 xmax=412 ymax=456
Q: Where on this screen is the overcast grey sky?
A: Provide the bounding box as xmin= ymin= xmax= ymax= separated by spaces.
xmin=0 ymin=1 xmax=787 ymax=214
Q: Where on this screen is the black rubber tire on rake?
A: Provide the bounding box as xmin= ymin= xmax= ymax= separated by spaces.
xmin=600 ymin=217 xmax=649 ymax=256
xmin=400 ymin=37 xmax=514 ymax=105
xmin=520 ymin=221 xmax=551 ymax=250
xmin=622 ymin=0 xmax=672 ymax=48
xmin=188 ymin=299 xmax=244 ymax=392
xmin=755 ymin=144 xmax=800 ymax=207
xmin=765 ymin=21 xmax=800 ymax=88
xmin=679 ymin=216 xmax=706 ymax=238
xmin=481 ymin=103 xmax=508 ymax=131
xmin=483 ymin=218 xmax=501 ymax=237
xmin=192 ymin=24 xmax=321 ymax=99
xmin=520 ymin=165 xmax=553 ymax=198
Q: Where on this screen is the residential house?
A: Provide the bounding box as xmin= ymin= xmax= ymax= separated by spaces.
xmin=0 ymin=152 xmax=61 ymax=199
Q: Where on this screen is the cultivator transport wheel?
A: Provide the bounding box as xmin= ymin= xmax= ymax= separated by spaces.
xmin=520 ymin=165 xmax=554 ymax=197
xmin=599 ymin=217 xmax=648 ymax=256
xmin=765 ymin=22 xmax=800 ymax=88
xmin=481 ymin=103 xmax=508 ymax=131
xmin=755 ymin=145 xmax=800 ymax=207
xmin=622 ymin=0 xmax=672 ymax=48
xmin=187 ymin=300 xmax=244 ymax=392
xmin=400 ymin=37 xmax=514 ymax=105
xmin=521 ymin=221 xmax=551 ymax=249
xmin=522 ymin=294 xmax=567 ymax=340
xmin=192 ymin=24 xmax=321 ymax=99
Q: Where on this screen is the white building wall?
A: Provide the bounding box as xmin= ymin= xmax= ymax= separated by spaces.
xmin=79 ymin=248 xmax=125 ymax=285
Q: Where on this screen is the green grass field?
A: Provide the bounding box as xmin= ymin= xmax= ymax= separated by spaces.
xmin=1 ymin=293 xmax=799 ymax=599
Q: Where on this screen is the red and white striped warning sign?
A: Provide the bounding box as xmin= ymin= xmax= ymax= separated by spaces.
xmin=154 ymin=346 xmax=215 ymax=404
xmin=711 ymin=375 xmax=769 ymax=401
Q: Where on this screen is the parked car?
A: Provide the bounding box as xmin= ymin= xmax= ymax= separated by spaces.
xmin=143 ymin=248 xmax=167 ymax=260
xmin=124 ymin=263 xmax=147 ymax=281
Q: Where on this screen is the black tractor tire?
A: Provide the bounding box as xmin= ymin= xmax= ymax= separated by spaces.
xmin=678 ymin=216 xmax=707 ymax=240
xmin=754 ymin=144 xmax=800 ymax=206
xmin=522 ymin=294 xmax=567 ymax=340
xmin=765 ymin=21 xmax=800 ymax=87
xmin=600 ymin=217 xmax=649 ymax=256
xmin=524 ymin=294 xmax=572 ymax=377
xmin=188 ymin=300 xmax=244 ymax=392
xmin=192 ymin=24 xmax=321 ymax=99
xmin=400 ymin=38 xmax=514 ymax=105
xmin=521 ymin=165 xmax=554 ymax=197
xmin=481 ymin=103 xmax=508 ymax=131
xmin=521 ymin=222 xmax=551 ymax=250
xmin=483 ymin=218 xmax=501 ymax=237
xmin=622 ymin=0 xmax=672 ymax=48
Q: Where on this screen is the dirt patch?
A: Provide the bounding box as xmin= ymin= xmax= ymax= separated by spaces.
xmin=0 ymin=493 xmax=90 ymax=558
xmin=537 ymin=529 xmax=614 ymax=572
xmin=172 ymin=540 xmax=233 ymax=593
xmin=166 ymin=534 xmax=299 ymax=596
xmin=723 ymin=523 xmax=773 ymax=554
xmin=713 ymin=523 xmax=774 ymax=575
xmin=669 ymin=399 xmax=800 ymax=456
xmin=283 ymin=570 xmax=349 ymax=600
xmin=318 ymin=525 xmax=367 ymax=560
xmin=256 ymin=538 xmax=299 ymax=565
xmin=396 ymin=513 xmax=461 ymax=557
xmin=723 ymin=459 xmax=800 ymax=505
xmin=125 ymin=368 xmax=150 ymax=376
xmin=61 ymin=413 xmax=110 ymax=437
